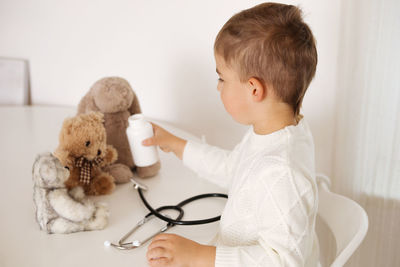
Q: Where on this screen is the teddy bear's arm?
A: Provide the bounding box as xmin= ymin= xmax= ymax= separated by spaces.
xmin=49 ymin=190 xmax=95 ymax=222
xmin=69 ymin=187 xmax=97 ymax=208
xmin=68 ymin=186 xmax=85 ymax=201
xmin=101 ymin=145 xmax=118 ymax=166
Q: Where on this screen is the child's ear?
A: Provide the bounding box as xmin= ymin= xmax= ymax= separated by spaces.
xmin=247 ymin=77 xmax=266 ymax=102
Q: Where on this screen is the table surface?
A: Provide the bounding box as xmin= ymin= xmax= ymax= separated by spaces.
xmin=0 ymin=106 xmax=227 ymax=267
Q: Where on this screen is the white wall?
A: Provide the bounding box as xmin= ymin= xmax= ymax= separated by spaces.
xmin=0 ymin=0 xmax=340 ymax=176
xmin=332 ymin=0 xmax=400 ymax=266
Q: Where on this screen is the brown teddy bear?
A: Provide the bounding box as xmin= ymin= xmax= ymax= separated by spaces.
xmin=77 ymin=77 xmax=161 ymax=183
xmin=54 ymin=112 xmax=117 ymax=195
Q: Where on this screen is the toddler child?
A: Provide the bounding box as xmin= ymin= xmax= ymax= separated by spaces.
xmin=143 ymin=2 xmax=319 ymax=267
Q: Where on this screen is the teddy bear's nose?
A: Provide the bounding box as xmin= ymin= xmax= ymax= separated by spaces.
xmin=97 ymin=149 xmax=101 ymax=156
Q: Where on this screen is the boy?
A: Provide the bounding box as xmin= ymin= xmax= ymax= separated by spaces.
xmin=143 ymin=2 xmax=319 ymax=267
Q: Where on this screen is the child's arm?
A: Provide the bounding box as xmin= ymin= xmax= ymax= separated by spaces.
xmin=49 ymin=190 xmax=95 ymax=222
xmin=146 ymin=165 xmax=317 ymax=267
xmin=146 ymin=233 xmax=215 ymax=267
xmin=143 ymin=123 xmax=238 ymax=189
xmin=142 ymin=123 xmax=187 ymax=160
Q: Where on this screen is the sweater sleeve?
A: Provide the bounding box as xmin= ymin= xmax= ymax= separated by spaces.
xmin=182 ymin=140 xmax=240 ymax=190
xmin=215 ymin=163 xmax=317 ymax=267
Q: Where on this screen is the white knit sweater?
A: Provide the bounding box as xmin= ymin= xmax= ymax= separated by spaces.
xmin=183 ymin=119 xmax=319 ymax=267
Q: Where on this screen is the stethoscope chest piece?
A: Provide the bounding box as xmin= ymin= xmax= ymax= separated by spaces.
xmin=104 ymin=205 xmax=184 ymax=250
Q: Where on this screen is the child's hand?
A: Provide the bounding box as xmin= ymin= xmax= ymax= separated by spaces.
xmin=142 ymin=123 xmax=187 ymax=160
xmin=146 ymin=233 xmax=216 ymax=267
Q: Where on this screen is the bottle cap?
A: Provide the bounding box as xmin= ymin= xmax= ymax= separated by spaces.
xmin=128 ymin=114 xmax=147 ymax=130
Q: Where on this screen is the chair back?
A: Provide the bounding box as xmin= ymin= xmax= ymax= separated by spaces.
xmin=316 ymin=174 xmax=368 ymax=267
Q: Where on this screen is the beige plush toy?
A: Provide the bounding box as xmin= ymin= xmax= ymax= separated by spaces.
xmin=32 ymin=152 xmax=109 ymax=234
xmin=54 ymin=112 xmax=117 ymax=195
xmin=77 ymin=77 xmax=161 ymax=182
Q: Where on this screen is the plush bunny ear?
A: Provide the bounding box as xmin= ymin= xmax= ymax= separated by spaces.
xmin=128 ymin=90 xmax=142 ymax=115
xmin=77 ymin=91 xmax=101 ymax=114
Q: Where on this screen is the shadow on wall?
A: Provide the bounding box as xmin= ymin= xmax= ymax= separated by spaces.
xmin=301 ymin=88 xmax=335 ymax=177
xmin=347 ymin=194 xmax=400 ymax=267
xmin=167 ymin=56 xmax=246 ymax=149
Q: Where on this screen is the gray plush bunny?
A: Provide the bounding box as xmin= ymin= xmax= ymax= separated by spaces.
xmin=32 ymin=152 xmax=109 ymax=234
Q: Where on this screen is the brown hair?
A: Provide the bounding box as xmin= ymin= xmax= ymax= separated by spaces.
xmin=214 ymin=2 xmax=317 ymax=116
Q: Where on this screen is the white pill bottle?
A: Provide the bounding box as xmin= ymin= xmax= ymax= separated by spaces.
xmin=126 ymin=114 xmax=159 ymax=167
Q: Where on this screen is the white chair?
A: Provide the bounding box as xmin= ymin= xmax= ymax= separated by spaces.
xmin=316 ymin=173 xmax=368 ymax=267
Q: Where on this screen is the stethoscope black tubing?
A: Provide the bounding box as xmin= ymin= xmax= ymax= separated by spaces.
xmin=138 ymin=188 xmax=228 ymax=225
xmin=144 ymin=205 xmax=185 ymax=226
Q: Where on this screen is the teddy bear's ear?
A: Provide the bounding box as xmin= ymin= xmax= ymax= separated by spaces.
xmin=61 ymin=117 xmax=74 ymax=136
xmin=32 ymin=152 xmax=51 ymax=182
xmin=32 ymin=152 xmax=57 ymax=187
xmin=88 ymin=111 xmax=104 ymax=124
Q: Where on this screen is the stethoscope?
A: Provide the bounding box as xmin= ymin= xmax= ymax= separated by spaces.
xmin=104 ymin=178 xmax=228 ymax=250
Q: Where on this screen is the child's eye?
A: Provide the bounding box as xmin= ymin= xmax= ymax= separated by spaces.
xmin=218 ymin=78 xmax=224 ymax=82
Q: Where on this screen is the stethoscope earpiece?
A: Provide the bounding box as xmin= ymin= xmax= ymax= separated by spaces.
xmin=130 ymin=178 xmax=148 ymax=191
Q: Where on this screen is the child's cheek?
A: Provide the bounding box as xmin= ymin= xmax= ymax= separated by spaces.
xmin=220 ymin=91 xmax=231 ymax=111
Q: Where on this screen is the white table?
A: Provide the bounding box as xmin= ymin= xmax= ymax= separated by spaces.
xmin=0 ymin=106 xmax=227 ymax=267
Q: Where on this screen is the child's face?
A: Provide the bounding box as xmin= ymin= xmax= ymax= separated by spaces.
xmin=215 ymin=53 xmax=252 ymax=125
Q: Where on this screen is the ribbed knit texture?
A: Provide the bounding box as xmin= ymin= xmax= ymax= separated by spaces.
xmin=183 ymin=119 xmax=319 ymax=267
